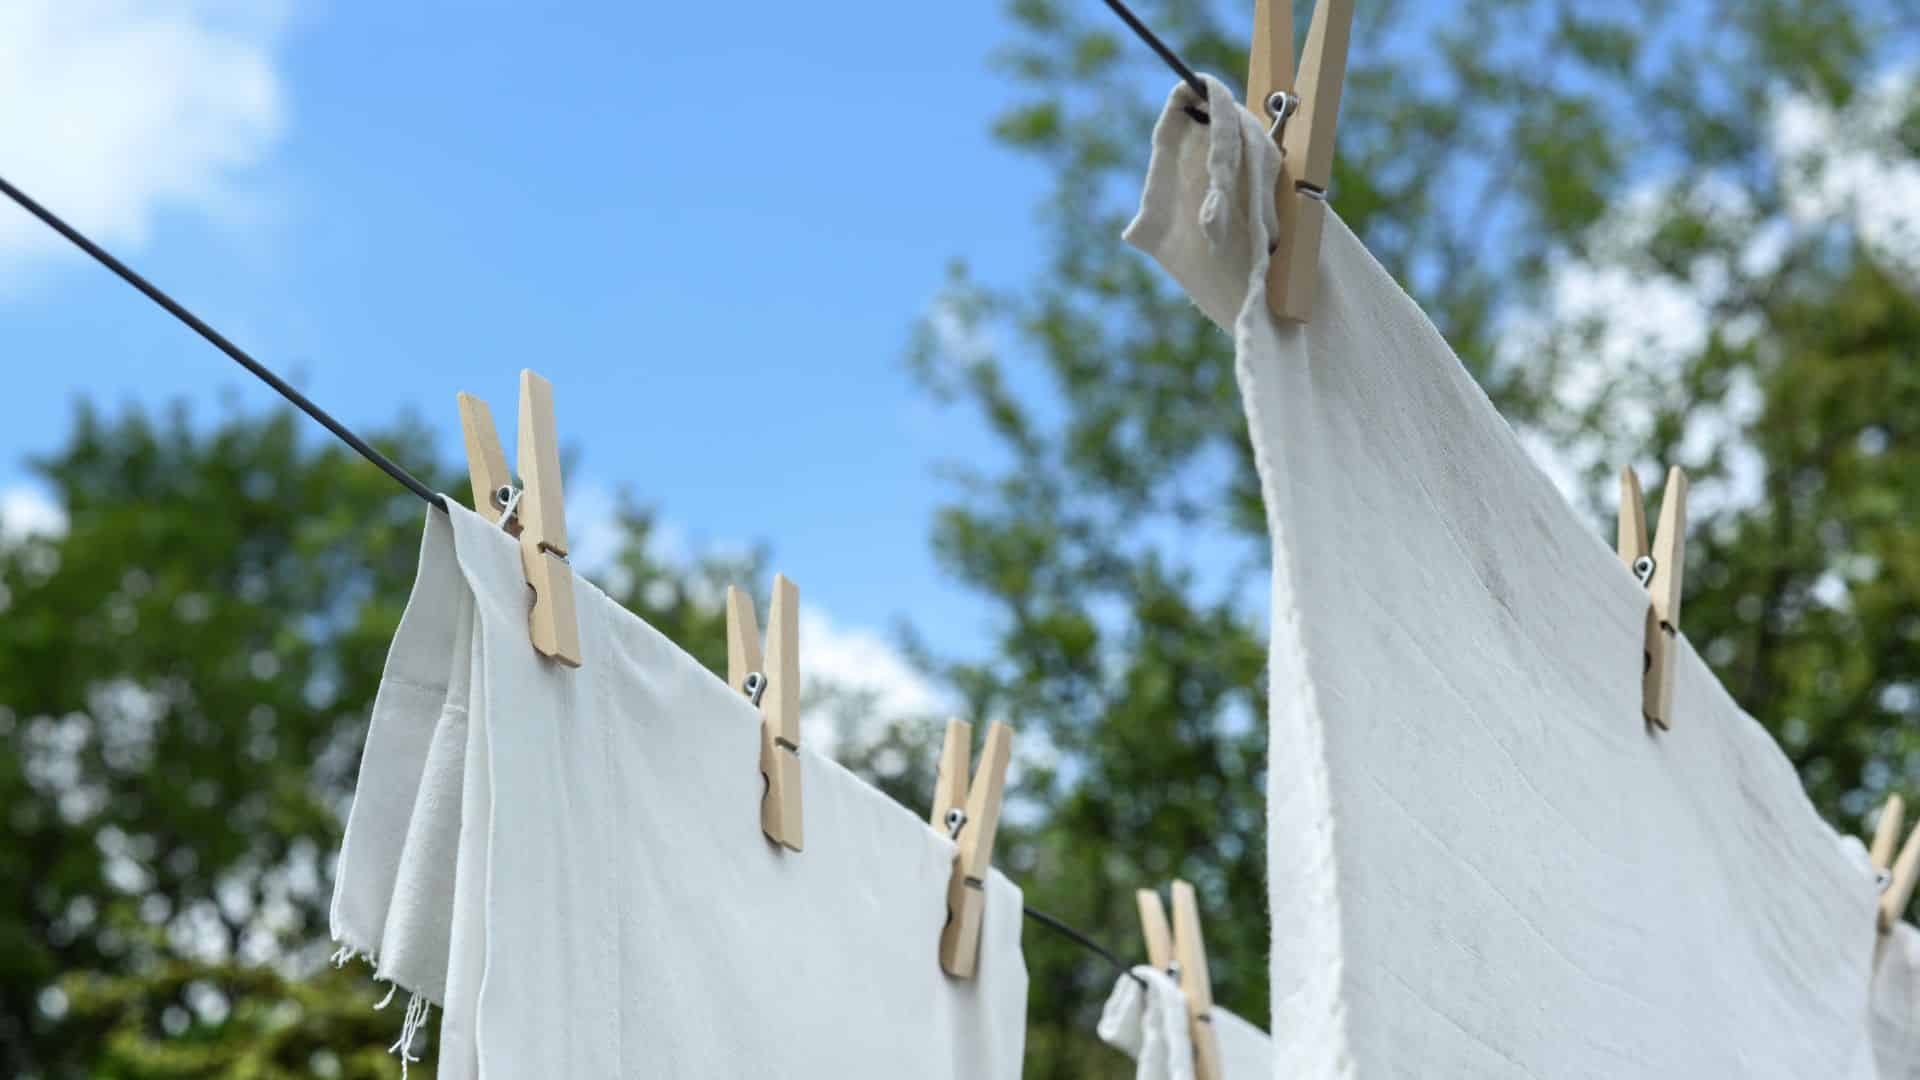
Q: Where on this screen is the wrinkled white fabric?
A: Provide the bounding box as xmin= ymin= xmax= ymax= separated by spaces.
xmin=1098 ymin=967 xmax=1193 ymax=1080
xmin=1875 ymin=923 xmax=1920 ymax=1078
xmin=331 ymin=504 xmax=1028 ymax=1077
xmin=1098 ymin=966 xmax=1276 ymax=1079
xmin=1127 ymin=75 xmax=1886 ymax=1078
xmin=1213 ymin=1005 xmax=1276 ymax=1079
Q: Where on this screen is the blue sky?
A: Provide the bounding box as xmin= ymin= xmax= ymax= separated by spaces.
xmin=0 ymin=1 xmax=1068 ymax=695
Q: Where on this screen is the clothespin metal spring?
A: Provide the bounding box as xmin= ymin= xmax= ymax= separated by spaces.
xmin=1265 ymin=90 xmax=1299 ymax=140
xmin=494 ymin=486 xmax=524 ymax=533
xmin=1633 ymin=555 xmax=1655 ymax=588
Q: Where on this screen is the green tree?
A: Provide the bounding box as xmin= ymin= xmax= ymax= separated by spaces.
xmin=0 ymin=404 xmax=753 ymax=1077
xmin=914 ymin=1 xmax=1919 ymax=1073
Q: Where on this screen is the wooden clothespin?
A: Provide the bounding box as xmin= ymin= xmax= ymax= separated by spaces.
xmin=1247 ymin=0 xmax=1355 ymax=323
xmin=1871 ymin=795 xmax=1920 ymax=934
xmin=455 ymin=370 xmax=581 ymax=668
xmin=1136 ymin=881 xmax=1222 ymax=1080
xmin=727 ymin=576 xmax=802 ymax=851
xmin=1617 ymin=465 xmax=1688 ymax=729
xmin=929 ymin=717 xmax=1013 ymax=978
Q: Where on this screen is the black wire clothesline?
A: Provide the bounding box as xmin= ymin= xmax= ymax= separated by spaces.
xmin=1101 ymin=0 xmax=1213 ymax=123
xmin=0 ymin=173 xmax=1152 ymax=993
xmin=0 ymin=174 xmax=446 ymax=512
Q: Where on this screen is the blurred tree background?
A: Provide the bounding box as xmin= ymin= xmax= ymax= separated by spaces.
xmin=3 ymin=0 xmax=1918 ymax=1077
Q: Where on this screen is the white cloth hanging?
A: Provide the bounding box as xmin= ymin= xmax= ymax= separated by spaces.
xmin=1098 ymin=966 xmax=1276 ymax=1079
xmin=330 ymin=504 xmax=1028 ymax=1077
xmin=1212 ymin=1007 xmax=1275 ymax=1078
xmin=1126 ymin=73 xmax=1890 ymax=1078
xmin=1874 ymin=923 xmax=1920 ymax=1078
xmin=1098 ymin=967 xmax=1193 ymax=1080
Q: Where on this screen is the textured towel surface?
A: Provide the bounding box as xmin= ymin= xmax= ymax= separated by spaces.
xmin=1875 ymin=924 xmax=1920 ymax=1078
xmin=1098 ymin=967 xmax=1276 ymax=1079
xmin=1127 ymin=75 xmax=1886 ymax=1078
xmin=331 ymin=504 xmax=1028 ymax=1077
xmin=1098 ymin=967 xmax=1193 ymax=1079
xmin=1212 ymin=1006 xmax=1275 ymax=1078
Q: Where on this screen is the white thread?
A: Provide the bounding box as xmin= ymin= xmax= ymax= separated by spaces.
xmin=387 ymin=992 xmax=430 ymax=1079
xmin=329 ymin=945 xmax=355 ymax=968
xmin=374 ymin=983 xmax=397 ymax=1010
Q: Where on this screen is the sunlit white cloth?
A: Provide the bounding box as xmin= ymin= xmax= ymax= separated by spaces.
xmin=331 ymin=503 xmax=1027 ymax=1077
xmin=1128 ymin=73 xmax=1889 ymax=1078
xmin=1098 ymin=965 xmax=1276 ymax=1079
xmin=1874 ymin=922 xmax=1920 ymax=1078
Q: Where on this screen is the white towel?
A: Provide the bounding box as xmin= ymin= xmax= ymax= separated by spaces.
xmin=1213 ymin=1006 xmax=1275 ymax=1078
xmin=1874 ymin=923 xmax=1920 ymax=1078
xmin=1098 ymin=966 xmax=1276 ymax=1079
xmin=1127 ymin=75 xmax=1885 ymax=1077
xmin=330 ymin=504 xmax=1028 ymax=1077
xmin=1098 ymin=967 xmax=1193 ymax=1079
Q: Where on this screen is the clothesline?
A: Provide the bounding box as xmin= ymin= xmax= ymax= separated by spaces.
xmin=0 ymin=170 xmax=1150 ymax=996
xmin=1099 ymin=0 xmax=1214 ymax=124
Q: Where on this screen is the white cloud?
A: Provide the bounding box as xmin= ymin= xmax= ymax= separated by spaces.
xmin=800 ymin=606 xmax=953 ymax=757
xmin=0 ymin=0 xmax=293 ymax=281
xmin=802 ymin=607 xmax=948 ymax=718
xmin=1 ymin=484 xmax=68 ymax=542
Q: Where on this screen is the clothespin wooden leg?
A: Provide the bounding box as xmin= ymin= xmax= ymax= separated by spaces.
xmin=1170 ymin=881 xmax=1223 ymax=1080
xmin=514 ymin=371 xmax=581 ymax=667
xmin=939 ymin=720 xmax=1013 ymax=978
xmin=728 ymin=577 xmax=803 ymax=852
xmin=456 ymin=392 xmax=516 ymax=531
xmin=1249 ymin=0 xmax=1354 ymax=324
xmin=1873 ymin=796 xmax=1908 ymax=876
xmin=760 ymin=576 xmax=802 ymax=850
xmin=1136 ymin=888 xmax=1174 ymax=972
xmin=1618 ymin=465 xmax=1687 ymax=730
xmin=1643 ymin=467 xmax=1687 ymax=729
xmin=930 ymin=718 xmax=972 ymax=832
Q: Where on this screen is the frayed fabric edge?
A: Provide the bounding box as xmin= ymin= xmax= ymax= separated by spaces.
xmin=330 ymin=942 xmax=434 ymax=1079
xmin=388 ymin=991 xmax=432 ymax=1079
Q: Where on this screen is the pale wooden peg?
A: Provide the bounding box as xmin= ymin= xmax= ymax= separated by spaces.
xmin=1616 ymin=466 xmax=1647 ymax=568
xmin=1618 ymin=465 xmax=1686 ymax=729
xmin=1873 ymin=795 xmax=1908 ymax=873
xmin=728 ymin=576 xmax=803 ymax=851
xmin=1643 ymin=467 xmax=1687 ymax=729
xmin=515 ymin=370 xmax=568 ymax=556
xmin=1246 ymin=0 xmax=1295 ymax=126
xmin=514 ymin=370 xmax=581 ymax=668
xmin=456 ymin=391 xmax=515 ymax=530
xmin=940 ymin=720 xmax=1013 ymax=978
xmin=1250 ymin=0 xmax=1355 ymax=323
xmin=930 ymin=718 xmax=973 ymax=831
xmin=1882 ymin=820 xmax=1920 ymax=933
xmin=725 ymin=585 xmax=765 ymax=693
xmin=1171 ymin=880 xmax=1223 ymax=1080
xmin=1136 ymin=888 xmax=1174 ymax=972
